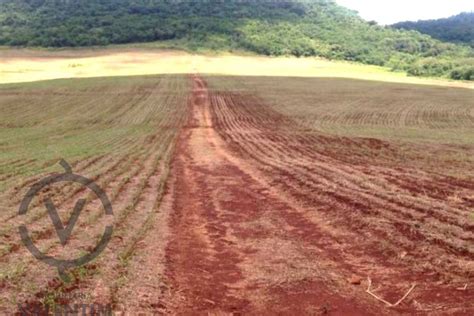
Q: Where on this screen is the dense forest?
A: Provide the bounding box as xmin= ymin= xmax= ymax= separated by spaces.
xmin=0 ymin=0 xmax=473 ymax=80
xmin=393 ymin=12 xmax=474 ymax=48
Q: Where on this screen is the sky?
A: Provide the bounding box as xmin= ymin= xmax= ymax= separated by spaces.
xmin=335 ymin=0 xmax=474 ymax=25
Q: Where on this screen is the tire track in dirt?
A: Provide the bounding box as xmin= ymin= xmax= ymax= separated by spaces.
xmin=162 ymin=76 xmax=380 ymax=315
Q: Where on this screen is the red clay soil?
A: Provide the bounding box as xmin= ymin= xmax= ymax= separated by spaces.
xmin=162 ymin=76 xmax=474 ymax=315
xmin=163 ymin=76 xmax=374 ymax=315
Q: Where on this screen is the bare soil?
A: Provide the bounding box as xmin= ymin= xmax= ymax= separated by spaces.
xmin=159 ymin=76 xmax=474 ymax=314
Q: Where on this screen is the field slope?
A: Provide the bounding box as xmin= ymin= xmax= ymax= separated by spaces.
xmin=0 ymin=74 xmax=473 ymax=314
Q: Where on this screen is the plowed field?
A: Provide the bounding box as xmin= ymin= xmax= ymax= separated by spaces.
xmin=0 ymin=74 xmax=473 ymax=315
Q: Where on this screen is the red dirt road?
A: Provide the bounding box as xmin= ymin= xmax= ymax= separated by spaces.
xmin=160 ymin=76 xmax=474 ymax=315
xmin=163 ymin=76 xmax=377 ymax=314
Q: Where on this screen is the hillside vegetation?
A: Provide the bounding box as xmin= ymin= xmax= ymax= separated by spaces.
xmin=0 ymin=0 xmax=473 ymax=80
xmin=393 ymin=12 xmax=474 ymax=48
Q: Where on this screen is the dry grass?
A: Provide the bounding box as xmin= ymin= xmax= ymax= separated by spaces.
xmin=0 ymin=47 xmax=472 ymax=89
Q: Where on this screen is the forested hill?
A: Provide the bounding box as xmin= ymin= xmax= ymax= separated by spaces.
xmin=393 ymin=13 xmax=474 ymax=48
xmin=0 ymin=0 xmax=473 ymax=80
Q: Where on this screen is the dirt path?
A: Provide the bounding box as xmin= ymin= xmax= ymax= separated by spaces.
xmin=160 ymin=76 xmax=383 ymax=314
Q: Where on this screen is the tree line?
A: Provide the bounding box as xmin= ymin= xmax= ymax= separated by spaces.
xmin=0 ymin=0 xmax=473 ymax=80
